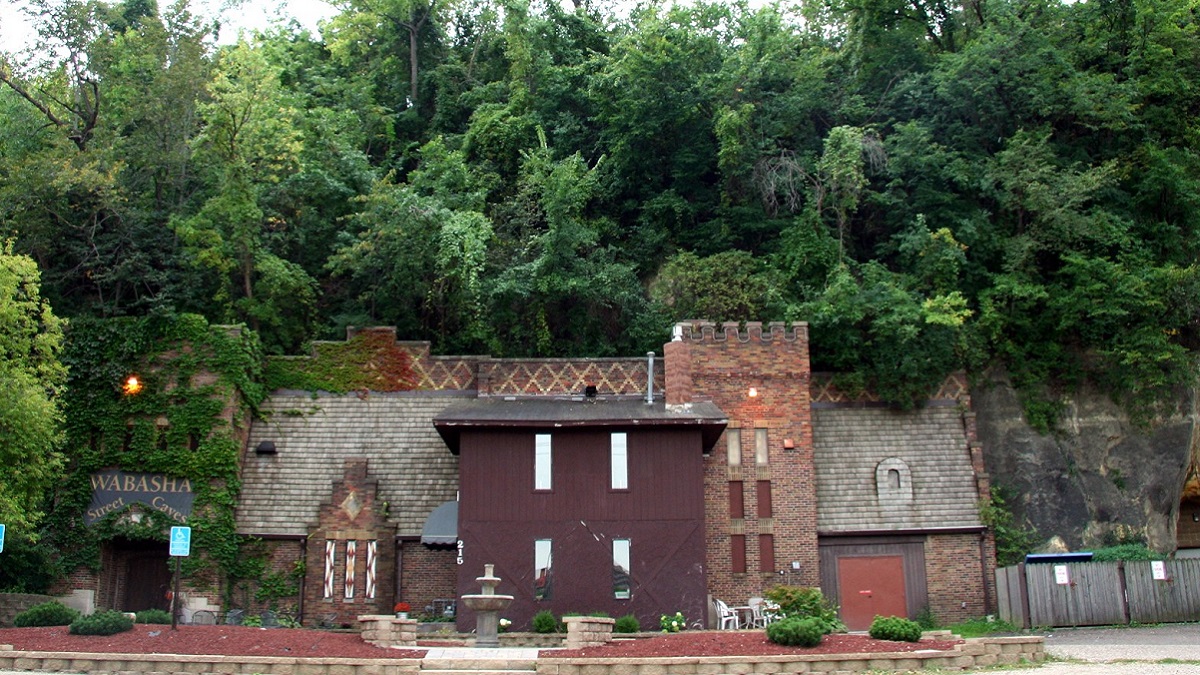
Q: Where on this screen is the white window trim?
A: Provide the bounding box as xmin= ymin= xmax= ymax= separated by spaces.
xmin=535 ymin=433 xmax=552 ymax=490
xmin=611 ymin=432 xmax=628 ymax=490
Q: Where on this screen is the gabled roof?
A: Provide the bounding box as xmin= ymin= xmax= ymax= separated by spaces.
xmin=433 ymin=397 xmax=728 ymax=454
xmin=813 ymin=405 xmax=984 ymax=533
xmin=238 ymin=391 xmax=470 ymax=537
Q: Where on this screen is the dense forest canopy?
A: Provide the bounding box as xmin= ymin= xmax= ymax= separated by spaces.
xmin=2 ymin=0 xmax=1198 ymax=421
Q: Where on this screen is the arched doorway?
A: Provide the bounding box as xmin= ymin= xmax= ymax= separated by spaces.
xmin=104 ymin=538 xmax=171 ymax=612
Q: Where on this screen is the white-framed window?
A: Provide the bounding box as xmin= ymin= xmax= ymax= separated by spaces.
xmin=611 ymin=432 xmax=628 ymax=490
xmin=534 ymin=539 xmax=553 ymax=600
xmin=613 ymin=538 xmax=631 ymax=599
xmin=535 ymin=434 xmax=552 ymax=490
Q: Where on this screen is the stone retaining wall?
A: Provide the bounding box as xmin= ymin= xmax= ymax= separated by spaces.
xmin=0 ymin=648 xmax=423 ymax=675
xmin=0 ymin=594 xmax=57 ymax=628
xmin=537 ymin=637 xmax=1045 ymax=675
xmin=0 ymin=636 xmax=1043 ymax=675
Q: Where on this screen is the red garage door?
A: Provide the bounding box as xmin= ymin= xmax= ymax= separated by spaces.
xmin=837 ymin=555 xmax=907 ymax=631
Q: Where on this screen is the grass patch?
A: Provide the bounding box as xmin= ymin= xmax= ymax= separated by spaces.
xmin=944 ymin=616 xmax=1022 ymax=638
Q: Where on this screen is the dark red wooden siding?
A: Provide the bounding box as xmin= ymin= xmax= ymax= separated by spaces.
xmin=457 ymin=427 xmax=707 ymax=630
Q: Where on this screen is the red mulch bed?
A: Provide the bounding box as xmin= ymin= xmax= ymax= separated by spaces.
xmin=0 ymin=626 xmax=962 ymax=660
xmin=547 ymin=631 xmax=963 ymax=658
xmin=0 ymin=625 xmax=424 ymax=659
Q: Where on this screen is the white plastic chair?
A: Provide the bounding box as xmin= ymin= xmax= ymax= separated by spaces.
xmin=713 ymin=599 xmax=740 ymax=630
xmin=747 ymin=597 xmax=767 ymax=628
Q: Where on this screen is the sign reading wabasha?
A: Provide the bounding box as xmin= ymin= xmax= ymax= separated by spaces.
xmin=86 ymin=470 xmax=194 ymax=525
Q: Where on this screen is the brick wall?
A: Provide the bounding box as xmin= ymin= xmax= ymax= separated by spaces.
xmin=666 ymin=321 xmax=818 ymax=615
xmin=303 ymin=458 xmax=396 ymax=627
xmin=398 ymin=543 xmax=458 ymax=619
xmin=925 ymin=533 xmax=994 ymax=624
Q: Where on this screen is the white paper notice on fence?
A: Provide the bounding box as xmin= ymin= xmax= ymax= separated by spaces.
xmin=1055 ymin=565 xmax=1070 ymax=585
xmin=1152 ymin=560 xmax=1167 ymax=580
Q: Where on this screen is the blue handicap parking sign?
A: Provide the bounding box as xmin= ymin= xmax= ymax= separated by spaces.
xmin=169 ymin=526 xmax=191 ymax=557
xmin=0 ymin=524 xmax=5 ymax=553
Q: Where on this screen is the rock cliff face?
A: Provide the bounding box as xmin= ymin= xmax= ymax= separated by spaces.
xmin=973 ymin=371 xmax=1196 ymax=553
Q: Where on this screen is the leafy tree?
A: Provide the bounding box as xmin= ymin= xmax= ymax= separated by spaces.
xmin=173 ymin=40 xmax=317 ymax=352
xmin=0 ymin=241 xmax=66 ymax=533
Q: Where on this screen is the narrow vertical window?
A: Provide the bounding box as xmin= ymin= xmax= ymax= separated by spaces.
xmin=731 ymin=534 xmax=747 ymax=574
xmin=755 ymin=428 xmax=769 ymax=465
xmin=729 ymin=481 xmax=744 ymax=519
xmin=613 ymin=538 xmax=631 ymax=599
xmin=534 ymin=539 xmax=553 ymax=600
xmin=611 ymin=432 xmax=628 ymax=490
xmin=759 ymin=534 xmax=775 ymax=573
xmin=726 ymin=429 xmax=741 ymax=467
xmin=535 ymin=434 xmax=552 ymax=490
xmin=757 ymin=480 xmax=773 ymax=518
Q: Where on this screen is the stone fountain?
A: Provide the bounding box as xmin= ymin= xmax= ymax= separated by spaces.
xmin=460 ymin=563 xmax=514 ymax=648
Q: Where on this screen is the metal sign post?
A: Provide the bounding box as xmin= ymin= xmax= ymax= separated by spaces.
xmin=169 ymin=526 xmax=191 ymax=630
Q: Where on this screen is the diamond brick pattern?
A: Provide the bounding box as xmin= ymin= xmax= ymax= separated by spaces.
xmin=483 ymin=359 xmax=663 ymax=396
xmin=811 ymin=372 xmax=968 ymax=404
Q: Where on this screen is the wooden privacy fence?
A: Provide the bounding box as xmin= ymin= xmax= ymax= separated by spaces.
xmin=996 ymin=559 xmax=1200 ymax=628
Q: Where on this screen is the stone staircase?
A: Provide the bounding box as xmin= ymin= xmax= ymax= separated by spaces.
xmin=420 ymin=647 xmax=540 ymax=675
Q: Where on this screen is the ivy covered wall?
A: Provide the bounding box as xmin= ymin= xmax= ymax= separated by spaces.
xmin=45 ymin=313 xmax=265 ymax=604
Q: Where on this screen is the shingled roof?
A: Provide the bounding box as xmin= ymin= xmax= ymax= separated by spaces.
xmin=813 ymin=404 xmax=983 ymax=533
xmin=238 ymin=391 xmax=468 ymax=537
xmin=433 ymin=397 xmax=728 ymax=453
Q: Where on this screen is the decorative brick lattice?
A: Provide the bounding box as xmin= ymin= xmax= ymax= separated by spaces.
xmin=811 ymin=372 xmax=969 ymax=405
xmin=365 ymin=541 xmax=377 ymax=600
xmin=323 ymin=541 xmax=335 ymax=599
xmin=483 ymin=359 xmax=663 ymax=396
xmin=345 ymin=540 xmax=357 ymax=600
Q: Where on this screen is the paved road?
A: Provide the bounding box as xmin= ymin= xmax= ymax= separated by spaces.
xmin=985 ymin=624 xmax=1200 ymax=674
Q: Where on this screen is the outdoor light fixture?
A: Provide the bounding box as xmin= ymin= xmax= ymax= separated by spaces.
xmin=1193 ymin=512 xmax=1199 ymax=523
xmin=122 ymin=375 xmax=143 ymax=396
xmin=748 ymin=387 xmax=758 ymax=398
xmin=783 ymin=438 xmax=795 ymax=449
xmin=255 ymin=441 xmax=278 ymax=455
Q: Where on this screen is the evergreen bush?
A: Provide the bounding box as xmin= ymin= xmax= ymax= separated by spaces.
xmin=531 ymin=610 xmax=559 ymax=633
xmin=69 ymin=610 xmax=134 ymax=636
xmin=868 ymin=615 xmax=923 ymax=642
xmin=766 ymin=616 xmax=825 ymax=647
xmin=763 ymin=586 xmax=844 ymax=634
xmin=136 ymin=609 xmax=172 ymax=624
xmin=614 ymin=614 xmax=640 ymax=633
xmin=13 ymin=601 xmax=80 ymax=627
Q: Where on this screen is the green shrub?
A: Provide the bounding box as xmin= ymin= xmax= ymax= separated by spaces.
xmin=766 ymin=616 xmax=825 ymax=647
xmin=945 ymin=616 xmax=1019 ymax=638
xmin=136 ymin=609 xmax=172 ymax=624
xmin=14 ymin=601 xmax=80 ymax=627
xmin=1088 ymin=543 xmax=1162 ymax=562
xmin=531 ymin=610 xmax=559 ymax=633
xmin=763 ymin=586 xmax=844 ymax=634
xmin=868 ymin=615 xmax=923 ymax=642
xmin=614 ymin=614 xmax=640 ymax=633
xmin=242 ymin=614 xmax=263 ymax=627
xmin=659 ymin=611 xmax=686 ymax=632
xmin=69 ymin=610 xmax=134 ymax=636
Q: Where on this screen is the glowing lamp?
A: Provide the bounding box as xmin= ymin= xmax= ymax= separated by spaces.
xmin=747 ymin=387 xmax=758 ymax=398
xmin=122 ymin=376 xmax=143 ymax=395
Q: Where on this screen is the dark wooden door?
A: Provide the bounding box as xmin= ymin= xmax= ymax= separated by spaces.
xmin=124 ymin=553 xmax=171 ymax=612
xmin=838 ymin=555 xmax=907 ymax=630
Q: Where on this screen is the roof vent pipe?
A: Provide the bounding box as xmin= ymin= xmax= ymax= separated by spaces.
xmin=646 ymin=352 xmax=655 ymax=404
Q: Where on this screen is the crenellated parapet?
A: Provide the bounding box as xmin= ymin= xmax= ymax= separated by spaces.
xmin=670 ymin=320 xmax=808 ymax=343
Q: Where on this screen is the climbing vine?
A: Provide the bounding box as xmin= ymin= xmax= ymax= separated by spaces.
xmin=46 ymin=313 xmax=266 ymax=598
xmin=263 ymin=329 xmax=421 ymax=393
